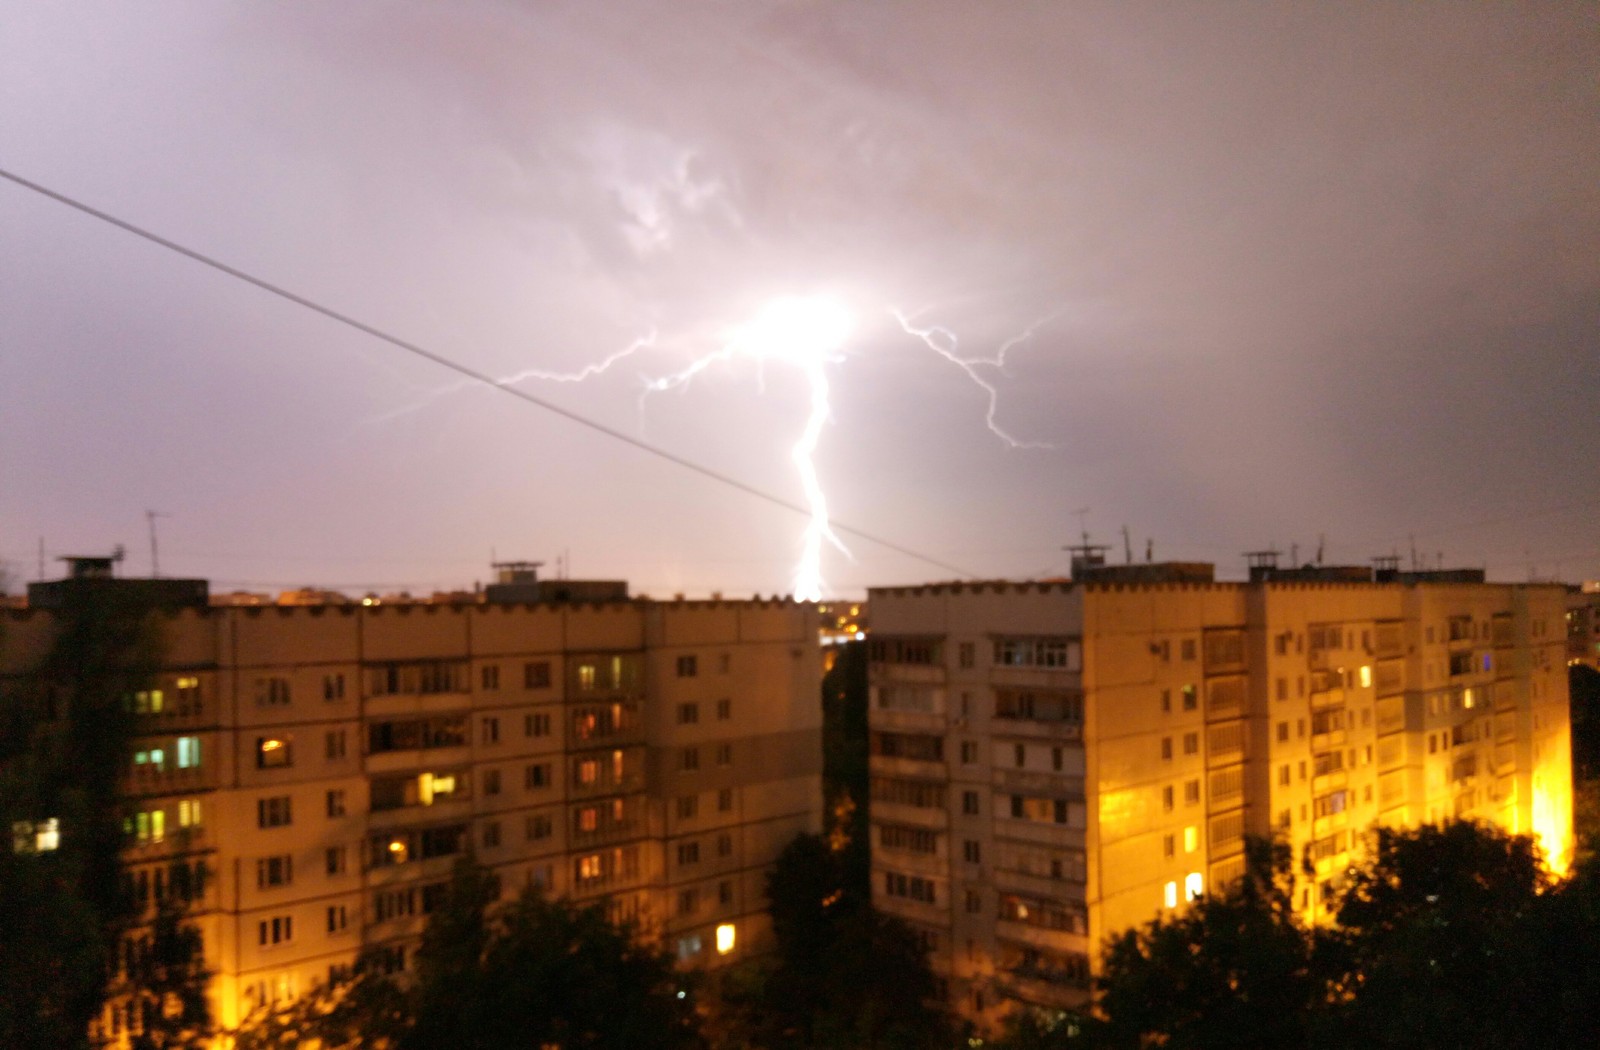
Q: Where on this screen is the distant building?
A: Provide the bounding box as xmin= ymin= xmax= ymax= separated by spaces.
xmin=1567 ymin=586 xmax=1600 ymax=671
xmin=2 ymin=563 xmax=822 ymax=1042
xmin=866 ymin=561 xmax=1572 ymax=1028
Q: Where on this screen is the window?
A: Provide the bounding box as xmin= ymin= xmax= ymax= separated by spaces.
xmin=325 ymin=790 xmax=345 ymax=818
xmin=256 ymin=677 xmax=291 ymax=706
xmin=1163 ymin=833 xmax=1175 ymax=858
xmin=322 ymin=673 xmax=345 ymax=701
xmin=480 ymin=664 xmax=500 ymax=691
xmin=677 ymin=795 xmax=698 ymax=820
xmin=258 ymin=915 xmax=293 ymax=946
xmin=1161 ymin=737 xmax=1173 ymax=761
xmin=255 ymin=737 xmax=292 ymax=769
xmin=1014 ymin=743 xmax=1026 ymax=768
xmin=960 ymin=741 xmax=978 ymax=764
xmin=525 ymin=763 xmax=551 ymax=791
xmin=524 ymin=712 xmax=549 ymax=737
xmin=257 ymin=796 xmax=292 ymax=828
xmin=678 ymin=889 xmax=699 ymax=916
xmin=717 ymin=832 xmax=733 ymax=857
xmin=676 ymin=703 xmax=699 ymax=725
xmin=883 ymin=871 xmax=937 ymax=904
xmin=1181 ymin=685 xmax=1198 ymax=711
xmin=677 ymin=842 xmax=700 ymax=865
xmin=716 ymin=698 xmax=731 ymax=720
xmin=483 ymin=769 xmax=501 ymax=795
xmin=880 ymin=824 xmax=938 ymax=854
xmin=1184 ymin=825 xmax=1199 ymax=853
xmin=681 ymin=747 xmax=700 ymax=772
xmin=966 ymin=889 xmax=983 ymax=914
xmin=962 ymin=791 xmax=980 ymax=815
xmin=327 ymin=905 xmax=348 ymax=933
xmin=482 ymin=717 xmax=500 ymax=744
xmin=993 ymin=637 xmax=1081 ymax=670
xmin=482 ymin=821 xmax=501 ymax=849
xmin=176 ymin=799 xmax=202 ymax=828
xmin=1185 ymin=872 xmax=1203 ymax=901
xmin=526 ymin=814 xmax=552 ymax=841
xmin=326 ymin=847 xmax=347 ymax=876
xmin=1183 ymin=732 xmax=1199 ymax=755
xmin=1164 ymin=881 xmax=1178 ymax=909
xmin=1181 ymin=638 xmax=1197 ymax=661
xmin=718 ymin=881 xmax=733 ymax=906
xmin=175 ymin=736 xmax=200 ymax=769
xmin=717 ymin=788 xmax=734 ymax=812
xmin=963 ymin=840 xmax=981 ymax=864
xmin=1162 ymin=786 xmax=1175 ymax=812
xmin=715 ymin=743 xmax=733 ymax=766
xmin=958 ymin=642 xmax=975 ymax=668
xmin=677 ymin=654 xmax=698 ymax=678
xmin=256 ymin=855 xmax=293 ymax=889
xmin=1277 ymin=722 xmax=1289 ymax=743
xmin=325 ymin=730 xmax=346 ymax=761
xmin=524 ymin=661 xmax=551 ymax=689
xmin=1161 ymin=688 xmax=1172 ymax=713
xmin=1184 ymin=779 xmax=1201 ymax=804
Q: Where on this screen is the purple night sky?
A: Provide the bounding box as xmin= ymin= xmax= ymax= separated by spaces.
xmin=3 ymin=3 xmax=1597 ymax=599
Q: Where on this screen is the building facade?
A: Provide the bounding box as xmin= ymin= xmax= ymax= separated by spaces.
xmin=866 ymin=569 xmax=1572 ymax=1027
xmin=2 ymin=586 xmax=822 ymax=1041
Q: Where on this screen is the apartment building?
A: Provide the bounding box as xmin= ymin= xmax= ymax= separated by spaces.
xmin=866 ymin=560 xmax=1572 ymax=1027
xmin=3 ymin=565 xmax=822 ymax=1040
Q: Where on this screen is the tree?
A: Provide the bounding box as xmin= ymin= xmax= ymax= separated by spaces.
xmin=0 ymin=587 xmax=162 ymax=1047
xmin=127 ymin=862 xmax=213 ymax=1049
xmin=1322 ymin=821 xmax=1558 ymax=1049
xmin=1095 ymin=838 xmax=1322 ymax=1050
xmin=713 ymin=833 xmax=951 ymax=1050
xmin=233 ymin=857 xmax=702 ymax=1050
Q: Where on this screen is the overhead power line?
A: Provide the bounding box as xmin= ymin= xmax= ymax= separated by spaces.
xmin=1 ymin=166 xmax=977 ymax=582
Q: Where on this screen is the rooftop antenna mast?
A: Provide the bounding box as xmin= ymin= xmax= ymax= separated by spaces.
xmin=146 ymin=510 xmax=170 ymax=577
xmin=1121 ymin=525 xmax=1133 ymax=564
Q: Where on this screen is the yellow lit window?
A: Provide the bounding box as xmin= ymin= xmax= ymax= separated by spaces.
xmin=150 ymin=810 xmax=165 ymax=843
xmin=1184 ymin=872 xmax=1203 ymax=901
xmin=715 ymin=923 xmax=736 ymax=955
xmin=1164 ymin=881 xmax=1178 ymax=909
xmin=1183 ymin=826 xmax=1198 ymax=853
xmin=1359 ymin=665 xmax=1373 ymax=689
xmin=578 ymin=664 xmax=597 ymax=691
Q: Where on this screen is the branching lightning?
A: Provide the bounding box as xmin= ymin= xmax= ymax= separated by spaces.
xmin=435 ymin=298 xmax=1044 ymax=602
xmin=892 ymin=308 xmax=1056 ymax=450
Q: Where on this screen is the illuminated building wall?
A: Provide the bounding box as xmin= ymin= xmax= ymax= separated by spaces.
xmin=866 ymin=575 xmax=1571 ymax=1029
xmin=2 ymin=593 xmax=821 ymax=1044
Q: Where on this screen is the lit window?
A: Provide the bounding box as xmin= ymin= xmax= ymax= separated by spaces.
xmin=577 ymin=664 xmax=597 ymax=691
xmin=1358 ymin=665 xmax=1373 ymax=689
xmin=256 ymin=738 xmax=291 ymax=769
xmin=1184 ymin=872 xmax=1203 ymax=901
xmin=176 ymin=737 xmax=201 ymax=769
xmin=11 ymin=818 xmax=60 ymax=854
xmin=178 ymin=799 xmax=202 ymax=828
xmin=150 ymin=810 xmax=165 ymax=844
xmin=715 ymin=923 xmax=736 ymax=955
xmin=1164 ymin=881 xmax=1178 ymax=909
xmin=1183 ymin=826 xmax=1198 ymax=853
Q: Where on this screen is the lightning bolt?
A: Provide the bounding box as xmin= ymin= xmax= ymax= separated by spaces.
xmin=378 ymin=297 xmax=1046 ymax=602
xmin=892 ymin=307 xmax=1056 ymax=449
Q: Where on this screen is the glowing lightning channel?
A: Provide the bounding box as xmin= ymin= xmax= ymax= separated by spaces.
xmin=892 ymin=308 xmax=1056 ymax=449
xmin=641 ymin=296 xmax=853 ymax=601
xmin=366 ymin=331 xmax=661 ymax=424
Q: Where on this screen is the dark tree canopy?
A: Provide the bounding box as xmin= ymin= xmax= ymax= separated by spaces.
xmin=234 ymin=857 xmax=700 ymax=1050
xmin=1072 ymin=823 xmax=1599 ymax=1050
